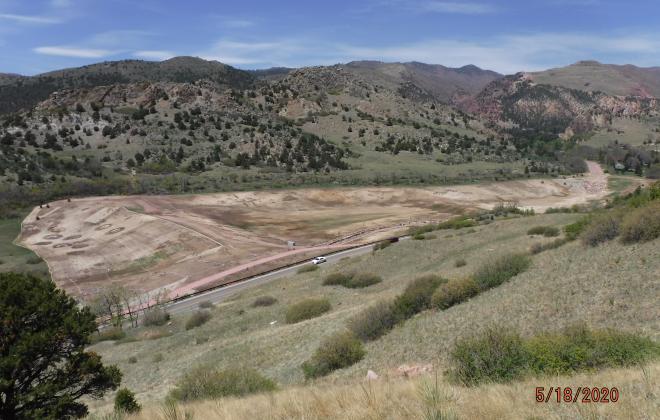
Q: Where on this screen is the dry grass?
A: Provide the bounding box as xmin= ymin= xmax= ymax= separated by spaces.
xmin=123 ymin=362 xmax=659 ymax=420
xmin=87 ymin=212 xmax=659 ymax=413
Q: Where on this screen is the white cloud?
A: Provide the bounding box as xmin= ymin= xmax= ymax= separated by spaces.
xmin=421 ymin=1 xmax=495 ymax=14
xmin=133 ymin=50 xmax=175 ymax=60
xmin=195 ymin=32 xmax=660 ymax=74
xmin=198 ymin=39 xmax=318 ymax=67
xmin=33 ymin=46 xmax=113 ymax=58
xmin=90 ymin=30 xmax=154 ymax=48
xmin=0 ymin=13 xmax=61 ymax=24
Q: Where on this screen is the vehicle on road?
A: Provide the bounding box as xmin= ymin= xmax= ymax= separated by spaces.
xmin=311 ymin=256 xmax=327 ymax=265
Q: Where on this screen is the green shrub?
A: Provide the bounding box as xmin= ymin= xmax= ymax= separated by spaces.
xmin=90 ymin=327 xmax=126 ymax=343
xmin=525 ymin=324 xmax=660 ymax=375
xmin=527 ymin=226 xmax=559 ymax=237
xmin=152 ymin=353 xmax=164 ymax=363
xmin=492 ymin=202 xmax=534 ymax=216
xmin=346 ymin=273 xmax=382 ymax=289
xmin=581 ymin=214 xmax=620 ymax=246
xmin=473 ymin=253 xmax=531 ymax=290
xmin=619 ymin=203 xmax=660 ymax=244
xmin=449 ymin=325 xmax=660 ymax=386
xmin=348 ymin=300 xmax=398 ymax=341
xmin=432 ymin=277 xmax=480 ymax=310
xmin=169 ymin=367 xmax=276 ymax=402
xmin=322 ymin=272 xmax=353 ymax=286
xmin=285 ymin=298 xmax=331 ymax=324
xmin=127 ymin=356 xmax=137 ymax=364
xmin=297 ymin=264 xmax=319 ymax=274
xmin=437 ymin=216 xmax=477 ymax=230
xmin=413 ymin=233 xmax=426 ymax=240
xmin=114 ymin=388 xmax=140 ymax=414
xmin=373 ymin=240 xmax=392 ymax=251
xmin=564 ymin=216 xmax=591 ymax=241
xmin=302 ymin=331 xmax=365 ymax=378
xmin=185 ymin=310 xmax=211 ymax=330
xmin=393 ymin=275 xmax=447 ymax=320
xmin=530 ymin=238 xmax=569 ymax=255
xmin=251 ymin=296 xmax=278 ymax=307
xmin=143 ymin=307 xmax=170 ymax=327
xmin=408 ymin=224 xmax=437 ymax=236
xmin=454 ymin=258 xmax=467 ymax=268
xmin=450 ymin=326 xmax=530 ymax=385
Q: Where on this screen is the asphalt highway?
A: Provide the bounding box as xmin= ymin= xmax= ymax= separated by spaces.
xmin=164 ymin=241 xmax=388 ymax=316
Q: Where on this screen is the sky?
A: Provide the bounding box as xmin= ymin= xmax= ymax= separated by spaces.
xmin=0 ymin=0 xmax=659 ymax=75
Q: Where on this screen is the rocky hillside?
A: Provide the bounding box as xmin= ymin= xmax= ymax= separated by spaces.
xmin=0 ymin=57 xmax=254 ymax=114
xmin=461 ymin=73 xmax=658 ymax=139
xmin=528 ymin=61 xmax=660 ymax=98
xmin=2 ymin=57 xmax=658 ymax=213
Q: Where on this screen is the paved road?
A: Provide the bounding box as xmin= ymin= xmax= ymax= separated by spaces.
xmin=164 ymin=240 xmax=399 ymax=316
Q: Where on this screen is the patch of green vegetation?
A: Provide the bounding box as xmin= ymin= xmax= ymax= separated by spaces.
xmin=527 ymin=226 xmax=560 ymax=237
xmin=432 ymin=277 xmax=480 ymax=310
xmin=450 ymin=325 xmax=660 ymax=385
xmin=0 ymin=216 xmax=49 ymax=278
xmin=285 ymin=298 xmax=331 ymax=324
xmin=301 ymin=331 xmax=365 ymax=379
xmin=473 ymin=253 xmax=531 ymax=290
xmin=169 ymin=367 xmax=276 ymax=402
xmin=323 ymin=272 xmax=382 ymax=289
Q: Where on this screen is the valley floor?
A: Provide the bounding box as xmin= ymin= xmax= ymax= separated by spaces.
xmin=19 ymin=163 xmax=612 ymax=302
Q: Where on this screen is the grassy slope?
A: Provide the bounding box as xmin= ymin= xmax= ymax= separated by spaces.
xmin=0 ymin=216 xmax=49 ymax=278
xmin=125 ymin=362 xmax=659 ymax=420
xmin=89 ymin=211 xmax=659 ymax=412
xmin=586 ymin=116 xmax=659 ymax=148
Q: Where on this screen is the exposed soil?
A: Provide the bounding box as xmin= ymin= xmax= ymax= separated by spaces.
xmin=19 ymin=163 xmax=610 ymax=301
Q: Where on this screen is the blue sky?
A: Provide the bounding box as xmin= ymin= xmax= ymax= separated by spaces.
xmin=1 ymin=0 xmax=659 ymax=75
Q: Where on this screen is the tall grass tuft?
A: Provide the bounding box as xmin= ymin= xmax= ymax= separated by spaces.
xmin=169 ymin=366 xmax=276 ymax=402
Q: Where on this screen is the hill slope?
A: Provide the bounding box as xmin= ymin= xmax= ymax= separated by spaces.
xmin=528 ymin=60 xmax=660 ymax=98
xmin=87 ymin=209 xmax=659 ymax=407
xmin=345 ymin=60 xmax=501 ymax=103
xmin=0 ymin=57 xmax=254 ymax=114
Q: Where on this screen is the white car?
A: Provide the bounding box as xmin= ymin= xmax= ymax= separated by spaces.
xmin=311 ymin=256 xmax=327 ymax=265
